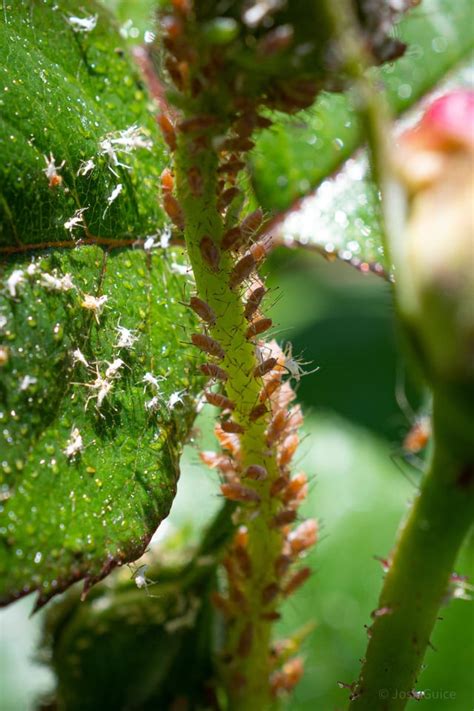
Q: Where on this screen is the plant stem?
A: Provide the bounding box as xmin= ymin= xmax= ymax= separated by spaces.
xmin=174 ymin=131 xmax=286 ymax=710
xmin=349 ymin=389 xmax=474 ymax=709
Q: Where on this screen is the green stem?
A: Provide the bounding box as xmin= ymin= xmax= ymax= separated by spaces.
xmin=175 ymin=132 xmax=284 ymax=710
xmin=349 ymin=390 xmax=474 ymax=709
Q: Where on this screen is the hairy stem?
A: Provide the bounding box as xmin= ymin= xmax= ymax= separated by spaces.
xmin=349 ymin=389 xmax=474 ymax=709
xmin=175 ymin=132 xmax=287 ymax=709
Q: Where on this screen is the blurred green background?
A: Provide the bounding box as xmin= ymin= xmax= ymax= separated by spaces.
xmin=1 ymin=251 xmax=472 ymax=710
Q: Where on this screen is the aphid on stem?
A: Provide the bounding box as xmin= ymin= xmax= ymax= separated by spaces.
xmin=244 ymin=285 xmax=266 ymax=320
xmin=160 ymin=168 xmax=174 ymax=193
xmin=157 ymin=113 xmax=177 ymax=151
xmin=191 ymin=333 xmax=225 ymax=359
xmin=282 ymin=567 xmax=311 ymax=596
xmin=221 ymin=225 xmax=243 ymax=251
xmin=244 ymin=464 xmax=267 ymax=481
xmin=187 ymin=166 xmax=203 ymax=197
xmin=205 ymin=391 xmax=235 ymax=411
xmin=218 ymin=186 xmax=241 ymax=212
xmin=272 ymin=508 xmax=297 ymax=528
xmin=246 ymin=317 xmax=272 ymax=340
xmin=221 ymin=482 xmax=261 ymax=504
xmin=187 ymin=296 xmax=216 ymax=325
xmin=249 ymin=402 xmax=268 ymax=421
xmin=163 ymin=193 xmax=184 ymax=229
xmin=199 ymin=236 xmax=220 ymax=272
xmin=221 ymin=419 xmax=245 ymax=434
xmin=200 ymin=363 xmax=228 ymax=381
xmin=254 ymin=357 xmax=277 ymax=379
xmin=229 ymin=254 xmax=256 ymax=290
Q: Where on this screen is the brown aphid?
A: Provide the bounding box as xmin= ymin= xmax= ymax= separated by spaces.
xmin=163 ymin=193 xmax=184 ymax=229
xmin=221 ymin=419 xmax=245 ymax=434
xmin=234 ymin=526 xmax=248 ymax=549
xmin=244 ymin=464 xmax=267 ymax=481
xmin=256 ymin=115 xmax=273 ymax=129
xmin=270 ymin=476 xmax=289 ymax=497
xmin=200 ymin=450 xmax=235 ymax=475
xmin=172 ymin=0 xmax=192 ymax=15
xmin=191 ymin=333 xmax=225 ymax=359
xmin=215 ymin=425 xmax=241 ymax=456
xmin=188 ymin=166 xmax=203 ymax=197
xmin=211 ymin=591 xmax=232 ymax=617
xmin=160 ymin=167 xmax=174 ymax=193
xmin=275 ymin=554 xmax=292 ymax=578
xmin=221 ymin=225 xmax=243 ymax=251
xmin=272 ymin=508 xmax=297 ymax=528
xmin=234 ymin=547 xmax=252 ymax=577
xmin=257 ymin=24 xmax=294 ymax=56
xmin=241 ymin=208 xmax=263 ymax=236
xmin=188 ymin=296 xmax=216 ymax=325
xmin=205 ymin=391 xmax=235 ymax=411
xmin=246 ymin=318 xmax=272 ymax=340
xmin=249 ymin=402 xmax=268 ymax=421
xmin=178 ymin=114 xmax=218 ymax=134
xmin=200 ymin=236 xmax=220 ymax=272
xmin=221 ymin=482 xmax=261 ymax=504
xmin=161 ymin=14 xmax=183 ymax=42
xmin=254 ymin=357 xmax=277 ymax=379
xmin=229 ymin=254 xmax=256 ymax=290
xmin=218 ymin=186 xmax=240 ymax=211
xmin=200 ymin=362 xmax=228 ymax=381
xmin=222 ymin=137 xmax=255 ymax=152
xmin=237 ymin=623 xmax=253 ymax=658
xmin=261 ymin=582 xmax=280 ymax=605
xmin=288 ymin=519 xmax=318 ymax=555
xmin=217 ymin=160 xmax=246 ymax=176
xmin=244 ymin=285 xmax=266 ymax=320
xmin=279 ymin=433 xmax=299 ymax=467
xmin=157 ymin=113 xmax=177 ymax=151
xmin=250 ymin=241 xmax=268 ymax=263
xmin=165 ymin=55 xmax=185 ymax=89
xmin=259 ymin=378 xmax=281 ymax=402
xmin=261 ymin=611 xmax=281 ymax=621
xmin=282 ymin=567 xmax=311 ymax=596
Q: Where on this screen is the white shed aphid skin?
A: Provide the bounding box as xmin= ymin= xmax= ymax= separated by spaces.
xmin=43 ymin=153 xmax=65 ymax=188
xmin=6 ymin=270 xmax=25 ymax=298
xmin=66 ymin=14 xmax=98 ymax=33
xmin=64 ymin=207 xmax=88 ymax=233
xmin=145 ymin=395 xmax=161 ymax=412
xmin=72 ymin=349 xmax=89 ymax=368
xmin=81 ymin=294 xmax=108 ymax=323
xmin=98 ymin=126 xmax=152 ymax=175
xmin=168 ymin=390 xmax=186 ymax=409
xmin=283 ymin=342 xmax=319 ymax=382
xmin=82 ymin=366 xmax=113 ymax=410
xmin=115 ymin=324 xmax=138 ymax=350
xmin=77 ymin=158 xmax=95 ymax=177
xmin=64 ymin=427 xmax=84 ymax=460
xmin=105 ymin=358 xmax=125 ymax=379
xmin=129 ymin=563 xmax=159 ymax=596
xmin=26 ymin=263 xmax=39 ymax=276
xmin=103 ymin=183 xmax=123 ymax=217
xmin=40 ymin=272 xmax=75 ymax=292
xmin=142 ymin=372 xmax=166 ymax=391
xmin=170 ymin=261 xmax=191 ymax=277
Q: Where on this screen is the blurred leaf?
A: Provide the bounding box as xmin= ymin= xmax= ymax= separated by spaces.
xmin=39 ymin=505 xmax=233 ymax=710
xmin=0 ymin=1 xmax=203 ymax=608
xmin=251 ymin=0 xmax=474 ymax=213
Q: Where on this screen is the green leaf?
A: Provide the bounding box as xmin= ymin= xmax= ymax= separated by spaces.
xmin=251 ymin=0 xmax=474 ymax=213
xmin=0 ymin=1 xmax=203 ymax=608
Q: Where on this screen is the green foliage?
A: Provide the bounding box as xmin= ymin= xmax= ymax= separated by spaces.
xmin=251 ymin=0 xmax=474 ymax=213
xmin=0 ymin=1 xmax=203 ymax=607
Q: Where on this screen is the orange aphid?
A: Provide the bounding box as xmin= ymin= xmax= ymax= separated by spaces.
xmin=403 ymin=416 xmax=431 ymax=454
xmin=259 ymin=378 xmax=281 ymax=403
xmin=283 ymin=473 xmax=308 ymax=507
xmin=249 ymin=402 xmax=268 ymax=421
xmin=221 ymin=419 xmax=245 ymax=434
xmin=205 ymin=391 xmax=235 ymax=411
xmin=288 ymin=519 xmax=318 ymax=555
xmin=282 ymin=567 xmax=311 ymax=596
xmin=221 ymin=482 xmax=261 ymax=504
xmin=271 ymin=657 xmax=304 ymax=695
xmin=215 ymin=424 xmax=241 ymax=455
xmin=157 ymin=113 xmax=177 ymax=151
xmin=270 ymin=476 xmax=289 ymax=497
xmin=234 ymin=546 xmax=252 ymax=577
xmin=234 ymin=526 xmax=248 ymax=549
xmin=199 ymin=451 xmax=235 ymax=475
xmin=266 ymin=409 xmax=288 ymax=445
xmin=272 ymin=508 xmax=297 ymax=528
xmin=250 ymin=241 xmax=268 ymax=263
xmin=160 ymin=168 xmax=174 ymax=193
xmin=246 ymin=318 xmax=272 ymax=340
xmin=278 ymin=433 xmax=299 ymax=467
xmin=163 ymin=193 xmax=184 ymax=229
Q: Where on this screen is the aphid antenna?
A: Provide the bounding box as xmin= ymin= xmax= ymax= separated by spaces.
xmin=389 ymin=452 xmax=421 ymax=489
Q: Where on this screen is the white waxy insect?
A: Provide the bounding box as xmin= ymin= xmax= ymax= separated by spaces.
xmin=170 ymin=261 xmax=190 ymax=277
xmin=26 ymin=263 xmax=38 ymax=276
xmin=130 ymin=564 xmax=158 ymax=596
xmin=64 ymin=427 xmax=84 ymax=459
xmin=105 ymin=358 xmax=125 ymax=379
xmin=81 ymin=294 xmax=108 ymax=323
xmin=40 ymin=272 xmax=75 ymax=292
xmin=115 ymin=325 xmax=138 ymax=350
xmin=6 ymin=270 xmax=25 ymax=298
xmin=66 ymin=14 xmax=98 ymax=33
xmin=77 ymin=159 xmax=95 ymax=177
xmin=19 ymin=375 xmax=37 ymax=391
xmin=145 ymin=396 xmax=160 ymax=412
xmin=159 ymin=228 xmax=171 ymax=249
xmin=64 ymin=207 xmax=88 ymax=233
xmin=72 ymin=349 xmax=89 ymax=368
